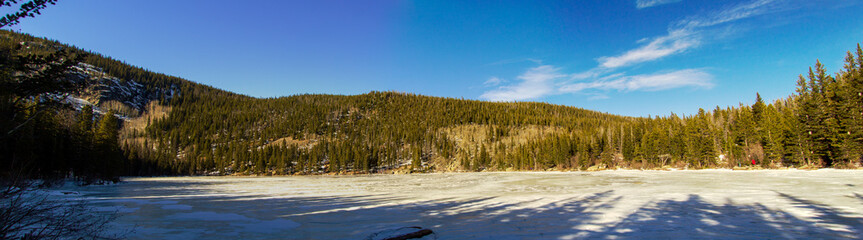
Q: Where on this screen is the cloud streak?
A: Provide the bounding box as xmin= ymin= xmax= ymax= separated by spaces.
xmin=480 ymin=0 xmax=786 ymax=102
xmin=598 ymin=29 xmax=698 ymax=68
xmin=600 ymin=0 xmax=783 ymax=69
xmin=480 ymin=65 xmax=563 ymax=102
xmin=483 ymin=77 xmax=504 ymax=86
xmin=480 ymin=67 xmax=713 ymax=102
xmin=636 ymin=0 xmax=682 ymax=9
xmin=675 ymin=0 xmax=782 ymax=29
xmin=560 ymin=69 xmax=713 ymax=93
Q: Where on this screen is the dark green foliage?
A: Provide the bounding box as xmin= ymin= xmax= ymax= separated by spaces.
xmin=3 ymin=29 xmax=862 ymax=178
xmin=0 ymin=30 xmax=131 ymax=182
xmin=120 ymin=41 xmax=863 ymax=173
xmin=789 ymin=56 xmax=863 ymax=167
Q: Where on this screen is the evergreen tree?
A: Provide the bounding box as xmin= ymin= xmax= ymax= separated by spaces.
xmin=411 ymin=145 xmax=422 ymax=171
xmin=93 ymin=110 xmax=122 ymax=181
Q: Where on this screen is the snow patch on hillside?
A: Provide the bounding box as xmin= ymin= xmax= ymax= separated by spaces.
xmin=68 ymin=62 xmax=178 ymax=115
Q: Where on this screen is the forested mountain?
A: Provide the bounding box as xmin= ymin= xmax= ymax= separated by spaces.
xmin=2 ymin=30 xmax=861 ymax=178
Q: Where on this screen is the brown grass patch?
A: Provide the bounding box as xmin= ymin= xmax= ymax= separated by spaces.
xmin=120 ymin=102 xmax=171 ymax=139
xmin=264 ymin=136 xmax=318 ymax=149
xmin=441 ymin=124 xmax=565 ymax=148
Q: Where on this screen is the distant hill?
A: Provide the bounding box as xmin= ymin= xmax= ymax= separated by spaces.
xmin=3 ymin=30 xmax=860 ymax=176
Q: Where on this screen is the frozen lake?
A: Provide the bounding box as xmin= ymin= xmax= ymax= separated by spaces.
xmin=67 ymin=170 xmax=863 ymax=239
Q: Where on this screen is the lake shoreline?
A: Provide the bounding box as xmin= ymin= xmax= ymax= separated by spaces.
xmin=155 ymin=165 xmax=862 ymax=178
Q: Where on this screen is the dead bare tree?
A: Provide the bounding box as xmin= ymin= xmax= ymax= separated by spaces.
xmin=0 ymin=170 xmax=125 ymax=240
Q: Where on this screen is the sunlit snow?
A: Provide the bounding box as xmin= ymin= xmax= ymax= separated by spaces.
xmin=57 ymin=170 xmax=863 ymax=239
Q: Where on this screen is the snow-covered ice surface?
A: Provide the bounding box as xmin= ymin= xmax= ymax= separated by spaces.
xmin=62 ymin=170 xmax=863 ymax=239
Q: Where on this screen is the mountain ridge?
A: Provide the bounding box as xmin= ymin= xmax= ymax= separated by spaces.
xmin=3 ymin=30 xmax=861 ymax=176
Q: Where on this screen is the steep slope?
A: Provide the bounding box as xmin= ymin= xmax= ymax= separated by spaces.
xmin=1 ymin=30 xmax=637 ymax=175
xmin=4 ymin=30 xmax=861 ymax=176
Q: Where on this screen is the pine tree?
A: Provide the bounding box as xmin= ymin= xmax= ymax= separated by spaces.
xmin=762 ymin=104 xmax=786 ymax=165
xmin=94 ymin=110 xmax=122 ymax=181
xmin=810 ymin=60 xmax=838 ymax=166
xmin=752 ymin=93 xmax=766 ymax=124
xmin=834 ymin=49 xmax=863 ymax=166
xmin=411 ymin=145 xmax=422 ymax=171
xmin=795 ymin=74 xmax=815 ymax=165
xmin=75 ymin=105 xmax=94 ymax=135
xmin=478 ymin=144 xmax=490 ymax=170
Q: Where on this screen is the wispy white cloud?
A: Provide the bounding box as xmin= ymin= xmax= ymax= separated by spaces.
xmin=480 ymin=65 xmax=564 ymax=102
xmin=636 ymin=0 xmax=682 ymax=9
xmin=570 ymin=67 xmax=613 ymax=80
xmin=526 ymin=58 xmax=544 ymax=64
xmin=675 ymin=0 xmax=782 ymax=29
xmin=480 ymin=0 xmax=786 ymax=101
xmin=483 ymin=77 xmax=504 ymax=86
xmin=481 ymin=66 xmax=712 ymax=101
xmin=600 ymin=0 xmax=784 ymax=69
xmin=598 ymin=29 xmax=698 ymax=68
xmin=587 ymin=93 xmax=610 ymax=100
xmin=560 ymin=69 xmax=714 ymax=93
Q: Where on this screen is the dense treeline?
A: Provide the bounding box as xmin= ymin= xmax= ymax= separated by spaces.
xmin=0 ymin=37 xmax=128 ymax=182
xmin=0 ymin=30 xmax=232 ymax=179
xmin=2 ymin=29 xmax=861 ymax=178
xmin=132 ymin=45 xmax=863 ymax=175
xmin=133 ymin=91 xmax=632 ymax=175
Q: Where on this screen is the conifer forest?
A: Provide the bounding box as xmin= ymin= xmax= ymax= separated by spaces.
xmin=2 ymin=30 xmax=862 ymax=180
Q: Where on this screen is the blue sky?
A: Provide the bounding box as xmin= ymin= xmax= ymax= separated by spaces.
xmin=9 ymin=0 xmax=863 ymax=116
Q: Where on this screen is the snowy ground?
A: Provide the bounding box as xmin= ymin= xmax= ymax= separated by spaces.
xmin=61 ymin=170 xmax=863 ymax=239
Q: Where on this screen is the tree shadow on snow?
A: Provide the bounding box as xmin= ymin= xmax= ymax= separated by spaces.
xmin=583 ymin=193 xmax=861 ymax=239
xmin=104 ymin=180 xmax=863 ymax=239
xmin=149 ymin=190 xmax=622 ymax=239
xmin=252 ymin=191 xmax=861 ymax=239
xmin=774 ymin=192 xmax=863 ymax=238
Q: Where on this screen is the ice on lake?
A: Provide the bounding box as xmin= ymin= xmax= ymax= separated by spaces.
xmin=62 ymin=169 xmax=863 ymax=239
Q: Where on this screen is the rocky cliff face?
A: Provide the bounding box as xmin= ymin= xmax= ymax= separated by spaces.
xmin=68 ymin=62 xmax=177 ymax=116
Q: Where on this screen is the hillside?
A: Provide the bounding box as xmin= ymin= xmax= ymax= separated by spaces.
xmin=3 ymin=30 xmax=861 ymax=176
